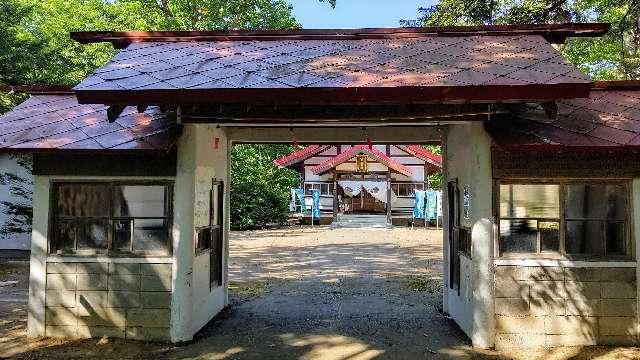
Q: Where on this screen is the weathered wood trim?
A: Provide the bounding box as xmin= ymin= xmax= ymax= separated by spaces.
xmin=33 ymin=150 xmax=177 ymax=176
xmin=492 ymin=147 xmax=640 ymax=178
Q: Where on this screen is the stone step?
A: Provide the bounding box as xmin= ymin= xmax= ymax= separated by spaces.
xmin=331 ymin=214 xmax=391 ymax=229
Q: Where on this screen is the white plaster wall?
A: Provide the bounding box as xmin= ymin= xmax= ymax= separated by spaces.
xmin=303 ymin=169 xmax=332 ymax=182
xmin=393 ymin=156 xmax=425 ymax=165
xmin=171 ymin=124 xmax=229 ymax=342
xmin=0 ymin=154 xmax=32 ymax=250
xmin=443 ymin=123 xmax=495 ymax=349
xmin=389 ymin=145 xmax=406 ymax=156
xmin=303 ymin=157 xmax=329 ymax=165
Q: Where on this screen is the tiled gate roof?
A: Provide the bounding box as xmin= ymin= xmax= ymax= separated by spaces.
xmin=0 ymin=94 xmax=179 ymax=152
xmin=488 ymin=83 xmax=640 ymax=148
xmin=73 ymin=31 xmax=593 ymax=104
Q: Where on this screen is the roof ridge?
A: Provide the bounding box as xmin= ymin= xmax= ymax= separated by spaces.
xmin=311 ymin=145 xmax=413 ymax=176
xmin=71 ymin=23 xmax=610 ymax=48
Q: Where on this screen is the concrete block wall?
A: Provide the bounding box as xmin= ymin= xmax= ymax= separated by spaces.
xmin=494 ymin=265 xmax=638 ymax=349
xmin=44 ymin=261 xmax=172 ymax=341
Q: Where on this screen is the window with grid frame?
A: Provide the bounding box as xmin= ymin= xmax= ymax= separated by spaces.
xmin=391 ymin=183 xmax=425 ymax=197
xmin=50 ymin=181 xmax=172 ymax=256
xmin=498 ymin=181 xmax=630 ymax=258
xmin=304 ymin=182 xmax=334 ymax=196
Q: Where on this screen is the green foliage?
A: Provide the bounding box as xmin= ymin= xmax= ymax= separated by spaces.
xmin=424 ymin=145 xmax=443 ymax=189
xmin=403 ymin=0 xmax=640 ymax=80
xmin=1 ymin=0 xmax=301 ymax=89
xmin=118 ymin=0 xmax=299 ymax=30
xmin=230 ymin=145 xmax=299 ymax=229
xmin=0 ymin=0 xmax=303 ymax=234
xmin=0 ymin=154 xmax=33 ymax=237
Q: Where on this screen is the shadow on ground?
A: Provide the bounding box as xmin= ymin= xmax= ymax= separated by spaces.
xmin=3 ymin=228 xmax=640 ymax=359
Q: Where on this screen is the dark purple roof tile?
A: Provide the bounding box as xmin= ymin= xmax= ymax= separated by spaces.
xmin=165 ymin=74 xmax=214 ymax=88
xmin=221 ymin=73 xmax=270 ymax=87
xmin=74 ymin=35 xmax=590 ymax=94
xmin=490 ymin=89 xmax=640 ymax=148
xmin=0 ymin=95 xmax=179 ymax=153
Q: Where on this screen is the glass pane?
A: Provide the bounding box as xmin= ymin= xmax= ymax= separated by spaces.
xmin=211 ymin=184 xmax=220 ymax=227
xmin=56 ymin=184 xmax=110 ymax=217
xmin=55 ymin=221 xmax=76 ymax=252
xmin=79 ymin=220 xmax=108 ymax=250
xmin=304 ymin=184 xmax=312 ymax=195
xmin=606 ymin=222 xmax=625 ymax=255
xmin=133 ymin=219 xmax=167 ymax=252
xmin=113 ymin=185 xmax=166 ymax=217
xmin=540 ymin=221 xmax=560 ymax=252
xmin=499 ymin=184 xmax=559 ymax=218
xmin=565 ymin=184 xmax=627 ymax=220
xmin=113 ymin=220 xmax=132 ymax=251
xmin=499 ymin=219 xmax=537 ymax=253
xmin=566 ymin=220 xmax=604 ymax=255
xmin=195 ymin=228 xmax=211 ymax=251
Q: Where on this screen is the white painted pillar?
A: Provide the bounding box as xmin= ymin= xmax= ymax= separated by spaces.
xmin=171 ymin=126 xmax=197 ymax=342
xmin=467 ymin=122 xmax=495 ymax=349
xmin=443 ymin=122 xmax=495 ymax=349
xmin=441 ymin=133 xmax=450 ymax=315
xmin=171 ymin=124 xmax=230 ymax=342
xmin=27 ymin=176 xmax=50 ymax=337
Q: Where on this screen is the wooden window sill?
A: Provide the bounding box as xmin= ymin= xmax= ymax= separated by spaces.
xmin=494 ymin=257 xmax=635 ymax=268
xmin=46 ymin=256 xmax=173 ymax=263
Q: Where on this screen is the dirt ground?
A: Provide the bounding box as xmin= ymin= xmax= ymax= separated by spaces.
xmin=1 ymin=226 xmax=640 ymax=359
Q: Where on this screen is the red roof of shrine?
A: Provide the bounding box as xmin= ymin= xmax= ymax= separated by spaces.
xmin=401 ymin=145 xmax=442 ymax=166
xmin=311 ymin=145 xmax=414 ymax=176
xmin=70 ymin=24 xmax=606 ymax=105
xmin=273 ymin=144 xmax=331 ymax=167
xmin=0 ymin=93 xmax=179 ymax=153
xmin=488 ymin=81 xmax=640 ymax=149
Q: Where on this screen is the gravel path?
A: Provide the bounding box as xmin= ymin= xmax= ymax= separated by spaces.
xmin=175 ymin=226 xmax=484 ymax=359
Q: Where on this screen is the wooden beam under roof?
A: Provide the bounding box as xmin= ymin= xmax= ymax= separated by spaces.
xmin=179 ymin=103 xmax=508 ymax=126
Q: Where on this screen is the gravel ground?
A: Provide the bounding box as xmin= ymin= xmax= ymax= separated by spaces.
xmin=1 ymin=227 xmax=639 ymax=359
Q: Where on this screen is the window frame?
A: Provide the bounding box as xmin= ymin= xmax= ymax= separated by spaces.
xmin=49 ymin=180 xmax=174 ymax=257
xmin=304 ymin=182 xmax=334 ymax=196
xmin=210 ymin=179 xmax=224 ymax=289
xmin=496 ymin=179 xmax=633 ymax=260
xmin=390 ymin=182 xmax=425 ymax=197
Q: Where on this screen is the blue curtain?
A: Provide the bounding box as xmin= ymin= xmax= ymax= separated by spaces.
xmin=425 ymin=190 xmax=438 ymax=221
xmin=311 ymin=189 xmax=321 ymax=218
xmin=413 ymin=190 xmax=426 ymax=219
xmin=294 ymin=188 xmax=306 ymax=212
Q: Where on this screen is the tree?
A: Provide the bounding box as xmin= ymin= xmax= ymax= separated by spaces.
xmin=424 ymin=145 xmax=443 ymax=189
xmin=0 ymin=155 xmax=33 ymax=237
xmin=401 ymin=0 xmax=640 ymax=79
xmin=230 ymin=144 xmax=299 ymax=229
xmin=119 ymin=0 xmax=299 ymax=30
xmin=0 ymin=0 xmax=303 ymax=236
